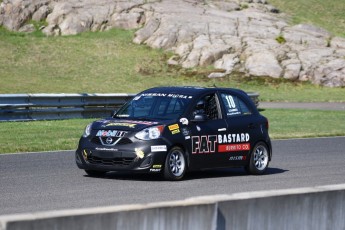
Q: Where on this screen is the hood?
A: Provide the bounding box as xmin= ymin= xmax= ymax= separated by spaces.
xmin=92 ymin=118 xmax=162 ymax=132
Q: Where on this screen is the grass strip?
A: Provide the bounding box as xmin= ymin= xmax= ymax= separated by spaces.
xmin=261 ymin=109 xmax=345 ymax=139
xmin=0 ymin=119 xmax=93 ymax=154
xmin=0 ymin=109 xmax=344 ymax=154
xmin=269 ymin=0 xmax=345 ymax=37
xmin=0 ymin=27 xmax=344 ymax=102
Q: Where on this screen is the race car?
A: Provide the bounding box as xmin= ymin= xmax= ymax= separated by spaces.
xmin=76 ymin=86 xmax=272 ymax=180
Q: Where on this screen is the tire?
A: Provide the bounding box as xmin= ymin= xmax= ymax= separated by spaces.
xmin=163 ymin=147 xmax=187 ymax=181
xmin=85 ymin=170 xmax=107 ymax=177
xmin=245 ymin=142 xmax=269 ymax=175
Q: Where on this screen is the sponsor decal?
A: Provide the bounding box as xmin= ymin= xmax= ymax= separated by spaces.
xmin=192 ymin=135 xmax=217 ymax=154
xmin=96 ymin=130 xmax=127 ymax=137
xmin=229 ymin=156 xmax=247 ymax=161
xmin=171 ymin=129 xmax=180 ymax=134
xmin=179 ymin=118 xmax=189 ymax=125
xmin=218 ymin=143 xmax=250 ymax=152
xmin=169 ymin=124 xmax=179 ymax=130
xmin=135 ymin=148 xmax=144 ymax=159
xmin=185 ymin=136 xmax=191 ymax=140
xmin=120 ymin=120 xmax=158 ymax=125
xmin=151 ymin=145 xmax=167 ymax=152
xmin=222 ymin=95 xmax=242 ymax=116
xmin=150 ymin=168 xmax=161 ymax=172
xmin=140 ymin=93 xmax=193 ymax=99
xmin=182 ymin=127 xmax=191 ymax=136
xmin=106 ymin=123 xmax=136 ymax=128
xmin=103 ymin=120 xmax=158 ymax=127
xmin=150 ymin=165 xmax=162 ymax=172
xmin=192 ymin=133 xmax=251 ymax=154
xmin=95 ymin=148 xmax=119 ymax=151
xmin=196 ymin=125 xmax=201 ymax=131
xmin=227 ymin=112 xmax=241 ymax=116
xmin=168 ymin=124 xmax=180 ymax=135
xmin=218 ymin=133 xmax=250 ymax=143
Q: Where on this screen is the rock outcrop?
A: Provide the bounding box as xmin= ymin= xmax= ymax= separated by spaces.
xmin=1 ymin=0 xmax=345 ymax=87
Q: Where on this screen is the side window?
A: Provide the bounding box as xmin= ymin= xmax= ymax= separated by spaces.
xmin=193 ymin=94 xmax=221 ymax=120
xmin=238 ymin=99 xmax=252 ymax=115
xmin=220 ymin=93 xmax=252 ymax=117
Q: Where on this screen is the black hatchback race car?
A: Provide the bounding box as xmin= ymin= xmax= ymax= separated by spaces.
xmin=76 ymin=86 xmax=272 ymax=180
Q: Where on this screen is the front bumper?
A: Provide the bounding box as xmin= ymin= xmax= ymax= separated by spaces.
xmin=75 ymin=138 xmax=168 ymax=173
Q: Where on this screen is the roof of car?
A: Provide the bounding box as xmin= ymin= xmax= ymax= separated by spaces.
xmin=141 ymin=86 xmax=246 ymax=96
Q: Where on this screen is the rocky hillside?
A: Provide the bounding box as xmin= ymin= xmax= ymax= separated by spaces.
xmin=1 ymin=0 xmax=345 ymax=87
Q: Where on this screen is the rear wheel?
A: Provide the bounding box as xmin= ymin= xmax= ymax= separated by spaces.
xmin=164 ymin=147 xmax=187 ymax=181
xmin=245 ymin=142 xmax=269 ymax=175
xmin=84 ymin=170 xmax=107 ymax=177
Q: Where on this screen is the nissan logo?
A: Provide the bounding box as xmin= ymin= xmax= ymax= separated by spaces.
xmin=106 ymin=137 xmax=113 ymax=144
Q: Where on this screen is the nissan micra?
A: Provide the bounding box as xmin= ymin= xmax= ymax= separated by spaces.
xmin=76 ymin=86 xmax=272 ymax=180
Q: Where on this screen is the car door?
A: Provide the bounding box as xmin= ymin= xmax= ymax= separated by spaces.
xmin=218 ymin=91 xmax=259 ymax=166
xmin=185 ymin=92 xmax=229 ymax=170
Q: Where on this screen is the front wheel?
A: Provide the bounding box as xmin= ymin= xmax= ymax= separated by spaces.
xmin=245 ymin=142 xmax=269 ymax=175
xmin=163 ymin=147 xmax=187 ymax=181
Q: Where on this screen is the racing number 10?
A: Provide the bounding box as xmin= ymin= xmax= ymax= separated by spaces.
xmin=225 ymin=95 xmax=236 ymax=109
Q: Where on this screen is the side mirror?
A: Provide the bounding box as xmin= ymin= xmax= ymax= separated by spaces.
xmin=191 ymin=114 xmax=207 ymax=122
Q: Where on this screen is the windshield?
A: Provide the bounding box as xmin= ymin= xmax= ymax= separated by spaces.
xmin=115 ymin=93 xmax=193 ymax=120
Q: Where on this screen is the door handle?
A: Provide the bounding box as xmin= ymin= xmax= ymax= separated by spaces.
xmin=218 ymin=128 xmax=227 ymax=132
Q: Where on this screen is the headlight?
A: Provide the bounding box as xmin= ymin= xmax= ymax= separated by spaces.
xmin=83 ymin=123 xmax=92 ymax=138
xmin=135 ymin=125 xmax=165 ymax=140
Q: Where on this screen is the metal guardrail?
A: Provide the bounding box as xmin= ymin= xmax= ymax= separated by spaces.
xmin=0 ymin=92 xmax=259 ymax=122
xmin=0 ymin=93 xmax=136 ymax=121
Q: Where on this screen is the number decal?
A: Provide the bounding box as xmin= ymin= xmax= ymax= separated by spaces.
xmin=225 ymin=95 xmax=236 ymax=109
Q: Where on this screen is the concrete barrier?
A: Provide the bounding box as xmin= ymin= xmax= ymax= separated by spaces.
xmin=1 ymin=184 xmax=344 ymax=230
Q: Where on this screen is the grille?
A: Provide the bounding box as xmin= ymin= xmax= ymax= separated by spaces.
xmin=88 ymin=156 xmax=135 ymax=167
xmin=91 ymin=137 xmax=132 ymax=146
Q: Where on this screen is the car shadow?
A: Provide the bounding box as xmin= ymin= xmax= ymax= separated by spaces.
xmin=84 ymin=167 xmax=288 ymax=181
xmin=183 ymin=167 xmax=288 ymax=181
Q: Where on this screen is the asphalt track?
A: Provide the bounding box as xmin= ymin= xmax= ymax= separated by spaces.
xmin=0 ymin=137 xmax=344 ymax=216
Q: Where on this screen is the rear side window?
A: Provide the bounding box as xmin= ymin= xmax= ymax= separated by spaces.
xmin=220 ymin=93 xmax=252 ymax=117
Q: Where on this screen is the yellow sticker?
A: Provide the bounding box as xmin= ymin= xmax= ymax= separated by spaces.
xmin=171 ymin=129 xmax=180 ymax=134
xmin=83 ymin=150 xmax=88 ymax=160
xmin=152 ymin=165 xmax=162 ymax=169
xmin=168 ymin=124 xmax=179 ymax=131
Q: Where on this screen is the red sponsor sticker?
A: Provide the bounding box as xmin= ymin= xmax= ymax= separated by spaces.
xmin=218 ymin=143 xmax=250 ymax=152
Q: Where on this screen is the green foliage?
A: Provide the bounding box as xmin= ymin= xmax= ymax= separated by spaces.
xmin=240 ymin=3 xmax=249 ymax=10
xmin=269 ymin=0 xmax=345 ymax=37
xmin=275 ymin=35 xmax=286 ymax=44
xmin=29 ymin=20 xmax=48 ymax=30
